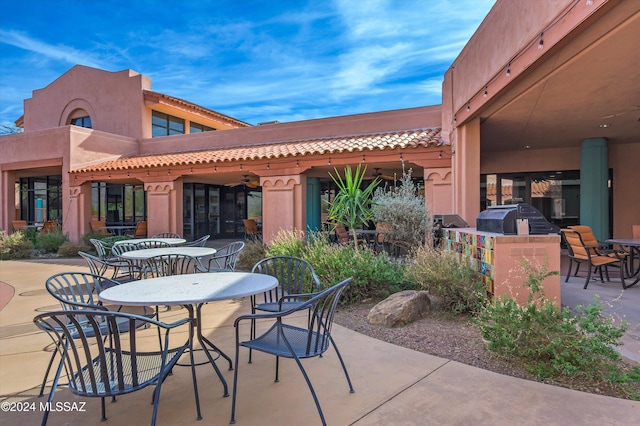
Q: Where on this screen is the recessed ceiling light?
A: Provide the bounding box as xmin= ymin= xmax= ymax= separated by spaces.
xmin=599 ymin=123 xmax=611 ymax=128
xmin=524 ymin=145 xmax=531 ymax=149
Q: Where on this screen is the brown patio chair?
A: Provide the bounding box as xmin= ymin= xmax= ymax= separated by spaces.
xmin=11 ymin=220 xmax=27 ymax=232
xmin=230 ymin=278 xmax=354 ymax=425
xmin=243 ymin=219 xmax=262 ymax=241
xmin=561 ymin=229 xmax=626 ymax=289
xmin=90 ymin=220 xmax=112 ymax=235
xmin=41 ymin=220 xmax=58 ymax=233
xmin=127 ymin=221 xmax=147 ymax=238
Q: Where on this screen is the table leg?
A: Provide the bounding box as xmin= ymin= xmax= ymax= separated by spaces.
xmin=184 ymin=305 xmax=202 ymax=420
xmin=195 ymin=303 xmax=230 ymax=397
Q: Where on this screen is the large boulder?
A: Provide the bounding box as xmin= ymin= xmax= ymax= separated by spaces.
xmin=367 ymin=290 xmax=431 ymax=327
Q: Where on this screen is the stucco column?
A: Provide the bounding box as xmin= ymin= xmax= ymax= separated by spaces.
xmin=0 ymin=170 xmax=16 ymax=231
xmin=144 ymin=178 xmax=183 ymax=238
xmin=66 ymin=182 xmax=92 ymax=243
xmin=452 ymin=118 xmax=481 ymax=225
xmin=580 ymin=138 xmax=609 ymax=241
xmin=423 ymin=167 xmax=452 ymax=215
xmin=261 ymin=174 xmax=307 ymax=244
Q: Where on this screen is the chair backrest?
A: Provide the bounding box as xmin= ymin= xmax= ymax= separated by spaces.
xmin=251 ymin=256 xmax=321 ymax=303
xmin=334 ymin=225 xmax=349 ymax=244
xmin=136 ymin=240 xmax=170 ymax=249
xmin=41 ymin=220 xmax=58 ymax=234
xmin=143 ymin=254 xmax=199 ymax=278
xmin=79 ymin=251 xmax=110 ymax=277
xmin=208 ymin=241 xmax=245 ymax=271
xmin=11 ymin=220 xmax=27 ymax=232
xmin=90 ymin=238 xmax=113 ymax=260
xmin=90 ymin=220 xmax=111 ymax=235
xmin=33 ymin=310 xmax=188 ymax=401
xmin=561 ymin=229 xmax=590 ymax=259
xmin=633 ymin=225 xmax=640 ymax=239
xmin=294 ymin=278 xmax=352 ymax=356
xmin=151 ymin=232 xmax=182 ymax=238
xmin=45 ymin=271 xmax=120 ymax=311
xmin=183 ymin=234 xmax=210 ymax=247
xmin=568 ymin=225 xmax=600 ymax=248
xmin=111 ymin=241 xmax=140 ymax=257
xmin=243 ymin=219 xmax=261 ymax=240
xmin=134 ymin=221 xmax=147 ymax=238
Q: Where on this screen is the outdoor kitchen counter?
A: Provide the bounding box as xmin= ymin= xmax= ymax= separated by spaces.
xmin=443 ymin=228 xmax=561 ymax=306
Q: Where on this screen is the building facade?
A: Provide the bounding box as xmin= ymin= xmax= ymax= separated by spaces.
xmin=1 ymin=0 xmax=637 ymax=244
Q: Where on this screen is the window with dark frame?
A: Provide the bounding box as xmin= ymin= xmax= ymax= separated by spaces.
xmin=190 ymin=122 xmax=216 ymax=133
xmin=152 ymin=110 xmax=185 ymax=137
xmin=70 ymin=116 xmax=92 ymax=128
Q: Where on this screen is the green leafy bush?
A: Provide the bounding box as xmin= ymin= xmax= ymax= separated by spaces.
xmin=0 ymin=231 xmax=34 ymax=260
xmin=35 ymin=226 xmax=68 ymax=253
xmin=57 ymin=241 xmax=88 ymax=257
xmin=267 ymin=229 xmax=307 ymax=258
xmin=476 ymin=258 xmax=628 ymax=381
xmin=405 ymin=246 xmax=487 ymax=314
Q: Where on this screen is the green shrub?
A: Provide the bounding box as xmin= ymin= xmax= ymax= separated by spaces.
xmin=405 ymin=246 xmax=487 ymax=314
xmin=266 ymin=229 xmax=307 ymax=258
xmin=0 ymin=231 xmax=34 ymax=260
xmin=35 ymin=226 xmax=68 ymax=253
xmin=236 ymin=240 xmax=267 ymax=272
xmin=58 ymin=241 xmax=88 ymax=257
xmin=475 ymin=258 xmax=628 ymax=381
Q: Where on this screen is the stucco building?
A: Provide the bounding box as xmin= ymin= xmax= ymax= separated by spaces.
xmin=1 ymin=0 xmax=638 ymax=244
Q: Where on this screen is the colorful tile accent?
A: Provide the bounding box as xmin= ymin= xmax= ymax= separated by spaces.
xmin=445 ymin=229 xmax=495 ymax=294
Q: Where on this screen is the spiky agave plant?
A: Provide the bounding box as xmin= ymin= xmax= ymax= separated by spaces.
xmin=327 ymin=164 xmax=380 ymax=249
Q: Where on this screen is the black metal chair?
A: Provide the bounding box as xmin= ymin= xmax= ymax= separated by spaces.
xmin=111 ymin=242 xmax=145 ymax=277
xmin=34 ymin=310 xmax=190 ymax=425
xmin=201 ymin=241 xmax=244 ymax=272
xmin=79 ymin=251 xmax=135 ymax=281
xmin=249 ymin=256 xmax=321 ymax=362
xmin=143 ymin=253 xmax=200 ymax=278
xmin=230 ymin=278 xmax=354 ymax=425
xmin=38 ymin=272 xmax=128 ymax=400
xmin=183 ymin=234 xmax=211 ymax=247
xmin=136 ymin=240 xmax=171 ymax=249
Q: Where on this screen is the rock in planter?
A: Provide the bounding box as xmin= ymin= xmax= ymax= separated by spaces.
xmin=367 ymin=290 xmax=431 ymax=327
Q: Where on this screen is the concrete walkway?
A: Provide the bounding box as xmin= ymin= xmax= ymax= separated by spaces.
xmin=0 ymin=258 xmax=638 ymax=425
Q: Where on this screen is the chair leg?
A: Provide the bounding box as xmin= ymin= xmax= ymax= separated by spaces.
xmin=38 ymin=349 xmax=59 ymax=397
xmin=565 ymin=259 xmax=573 ymax=282
xmin=584 ymin=264 xmax=593 ymax=289
xmin=329 ymin=336 xmax=355 ymax=393
xmin=291 ymin=354 xmax=327 ymax=426
xmin=101 ymin=396 xmax=107 ymax=421
xmin=274 ymin=356 xmax=279 ymax=382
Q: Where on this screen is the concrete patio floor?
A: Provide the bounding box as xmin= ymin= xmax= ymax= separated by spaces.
xmin=0 ymin=257 xmax=639 ymax=425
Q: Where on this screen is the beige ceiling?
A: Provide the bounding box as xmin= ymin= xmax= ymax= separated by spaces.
xmin=479 ymin=3 xmax=640 ymax=153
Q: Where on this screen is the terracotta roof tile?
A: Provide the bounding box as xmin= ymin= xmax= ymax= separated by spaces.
xmin=73 ymin=127 xmax=443 ymax=173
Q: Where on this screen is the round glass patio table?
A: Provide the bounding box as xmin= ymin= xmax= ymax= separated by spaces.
xmin=99 ymin=272 xmax=278 ymax=421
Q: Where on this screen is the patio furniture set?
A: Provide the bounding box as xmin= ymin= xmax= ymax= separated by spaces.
xmin=34 ymin=233 xmax=354 ymax=426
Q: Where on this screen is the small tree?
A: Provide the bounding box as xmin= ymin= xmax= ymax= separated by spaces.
xmin=327 ymin=165 xmax=379 ymax=249
xmin=372 ymin=168 xmax=431 ymax=249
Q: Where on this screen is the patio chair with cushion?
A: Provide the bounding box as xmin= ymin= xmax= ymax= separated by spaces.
xmin=201 ymin=241 xmax=244 ymax=272
xmin=561 ymin=229 xmax=627 ymax=289
xmin=41 ymin=220 xmax=58 ymax=234
xmin=230 ymin=278 xmax=354 ymax=425
xmin=34 ymin=310 xmax=190 ymax=426
xmin=183 ymin=234 xmax=210 ymax=247
xmin=248 ymin=256 xmax=321 ymax=362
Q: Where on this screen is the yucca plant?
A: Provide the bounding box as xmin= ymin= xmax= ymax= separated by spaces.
xmin=327 ymin=164 xmax=380 ymax=249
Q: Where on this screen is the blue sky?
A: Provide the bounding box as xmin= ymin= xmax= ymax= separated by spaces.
xmin=0 ymin=0 xmax=495 ymax=128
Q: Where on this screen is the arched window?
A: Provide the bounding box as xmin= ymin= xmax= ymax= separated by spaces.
xmin=68 ymin=109 xmax=92 ymax=128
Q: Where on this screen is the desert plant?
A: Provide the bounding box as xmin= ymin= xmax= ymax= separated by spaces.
xmin=235 ymin=240 xmax=267 ymax=271
xmin=0 ymin=230 xmax=34 ymax=260
xmin=372 ymin=168 xmax=432 ymax=249
xmin=57 ymin=241 xmax=88 ymax=257
xmin=476 ymin=257 xmax=629 ymax=382
xmin=405 ymin=245 xmax=487 ymax=313
xmin=35 ymin=226 xmax=68 ymax=253
xmin=327 ymin=165 xmax=380 ymax=249
xmin=266 ymin=229 xmax=307 ymax=258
